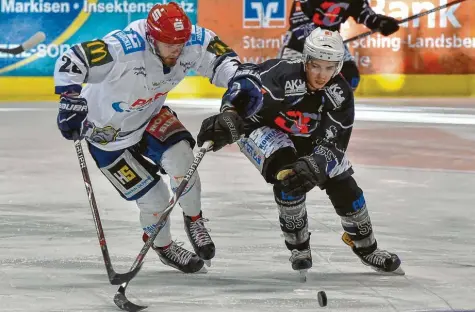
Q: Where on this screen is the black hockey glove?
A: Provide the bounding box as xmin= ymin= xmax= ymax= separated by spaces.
xmin=277 ymin=154 xmax=329 ymax=197
xmin=197 ymin=110 xmax=245 ymax=152
xmin=57 ymin=92 xmax=88 ymax=140
xmin=375 ymin=14 xmax=400 ymax=36
xmin=221 ymin=63 xmax=263 ymax=118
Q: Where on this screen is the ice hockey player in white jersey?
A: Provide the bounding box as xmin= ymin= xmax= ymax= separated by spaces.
xmin=197 ymin=28 xmax=404 ymax=280
xmin=54 ymin=2 xmax=258 ymax=274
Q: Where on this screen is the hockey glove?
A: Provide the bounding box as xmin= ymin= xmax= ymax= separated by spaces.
xmin=375 ymin=14 xmax=400 ymax=36
xmin=221 ymin=64 xmax=263 ymax=118
xmin=197 ymin=110 xmax=244 ymax=152
xmin=277 ymin=154 xmax=329 ymax=197
xmin=57 ymin=92 xmax=88 ymax=140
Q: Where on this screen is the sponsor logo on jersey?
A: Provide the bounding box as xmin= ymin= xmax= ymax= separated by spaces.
xmin=284 ymin=78 xmax=306 ymax=96
xmin=274 ymin=110 xmax=320 ymax=135
xmin=312 ymin=2 xmax=350 ymax=27
xmin=89 ymin=125 xmax=120 ymax=145
xmin=111 ymin=161 xmax=141 ymax=188
xmin=111 ymin=91 xmax=168 ymax=113
xmin=241 ymin=139 xmax=263 ymax=166
xmin=133 ymin=66 xmax=146 ymax=77
xmin=324 ymin=83 xmax=345 ymax=108
xmin=179 ymin=60 xmax=194 ymax=73
xmin=146 ymin=108 xmax=187 ymax=142
xmin=112 ymin=30 xmax=145 ymax=55
xmin=325 ymin=125 xmax=338 ymax=140
xmin=206 ymin=36 xmax=236 ymax=57
xmin=243 ymin=0 xmax=286 ymax=28
xmin=185 ymin=25 xmax=205 ymax=46
xmin=81 ymin=39 xmax=113 ymax=67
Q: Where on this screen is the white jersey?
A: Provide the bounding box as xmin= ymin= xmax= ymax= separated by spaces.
xmin=54 ymin=20 xmax=238 ymax=151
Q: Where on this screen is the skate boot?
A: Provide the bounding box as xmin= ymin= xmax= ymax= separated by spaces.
xmin=154 ymin=241 xmax=206 ymax=273
xmin=143 ymin=234 xmax=205 ymax=273
xmin=184 ymin=212 xmax=215 ymax=267
xmin=289 ymin=248 xmax=312 ymax=282
xmin=342 ymin=232 xmax=404 ymax=275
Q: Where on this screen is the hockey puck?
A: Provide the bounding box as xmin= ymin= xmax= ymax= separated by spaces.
xmin=317 ymin=291 xmax=327 ymax=307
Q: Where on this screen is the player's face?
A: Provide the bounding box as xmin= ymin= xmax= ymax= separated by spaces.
xmin=156 ymin=41 xmax=185 ymax=67
xmin=305 ymin=59 xmax=338 ymax=91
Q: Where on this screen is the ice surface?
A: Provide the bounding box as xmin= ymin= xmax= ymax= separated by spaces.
xmin=1 ymin=102 xmax=474 ymax=312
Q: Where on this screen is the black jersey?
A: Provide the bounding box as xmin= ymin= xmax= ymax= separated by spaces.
xmin=246 ymin=58 xmax=354 ymax=160
xmin=285 ymin=0 xmax=380 ymax=52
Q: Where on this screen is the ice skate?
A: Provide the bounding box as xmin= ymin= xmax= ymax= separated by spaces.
xmin=153 ymin=240 xmax=207 ymax=274
xmin=342 ymin=233 xmax=404 ymax=275
xmin=289 ymin=248 xmax=312 ymax=282
xmin=184 ymin=212 xmax=215 ymax=267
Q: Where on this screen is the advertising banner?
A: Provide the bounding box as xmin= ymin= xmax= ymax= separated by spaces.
xmin=197 ymin=0 xmax=474 ymax=74
xmin=343 ymin=0 xmax=475 ymax=75
xmin=0 ymin=0 xmax=198 ymax=76
xmin=0 ymin=0 xmax=474 ymax=98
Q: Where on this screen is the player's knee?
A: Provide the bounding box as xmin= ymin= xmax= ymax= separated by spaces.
xmin=340 ymin=61 xmax=360 ymax=90
xmin=161 ymin=140 xmax=201 ymax=189
xmin=162 ymin=140 xmax=194 ymax=169
xmin=136 ymin=179 xmax=170 ymax=214
xmin=325 ymin=176 xmax=365 ymax=217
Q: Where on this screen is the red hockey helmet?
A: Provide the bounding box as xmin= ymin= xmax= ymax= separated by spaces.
xmin=146 ymin=2 xmax=192 ymax=45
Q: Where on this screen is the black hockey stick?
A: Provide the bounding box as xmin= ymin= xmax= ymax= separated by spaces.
xmin=0 ymin=31 xmax=46 ymax=54
xmin=72 ymin=133 xmax=142 ymax=285
xmin=114 ymin=140 xmax=214 ymax=312
xmin=343 ymin=0 xmax=467 ymax=43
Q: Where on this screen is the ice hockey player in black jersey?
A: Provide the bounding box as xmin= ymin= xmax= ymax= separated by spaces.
xmin=197 ymin=28 xmax=404 ymax=280
xmin=279 ymin=0 xmax=400 ymax=90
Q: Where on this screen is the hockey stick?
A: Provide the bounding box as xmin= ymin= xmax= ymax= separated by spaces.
xmin=113 ymin=140 xmax=214 ymax=312
xmin=72 ymin=133 xmax=142 ymax=285
xmin=343 ymin=0 xmax=466 ymax=43
xmin=0 ymin=31 xmax=46 ymax=54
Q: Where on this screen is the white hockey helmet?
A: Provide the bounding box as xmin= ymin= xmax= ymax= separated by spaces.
xmin=303 ymin=28 xmax=345 ymax=77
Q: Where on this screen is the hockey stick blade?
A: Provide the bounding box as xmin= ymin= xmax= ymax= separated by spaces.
xmin=0 ymin=31 xmax=46 ymax=55
xmin=22 ymin=31 xmax=46 ymax=50
xmin=109 ymin=262 xmax=143 ymax=285
xmin=114 ymin=285 xmax=147 ymax=312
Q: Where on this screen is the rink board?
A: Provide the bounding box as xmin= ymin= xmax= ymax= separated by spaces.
xmin=1 ymin=75 xmax=475 ymax=102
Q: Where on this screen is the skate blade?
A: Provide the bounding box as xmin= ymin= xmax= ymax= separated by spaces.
xmin=204 ymin=260 xmax=211 ymax=267
xmin=391 ymin=266 xmax=405 ymax=275
xmin=370 ymin=265 xmax=405 ymax=276
xmin=197 ymin=266 xmax=208 ymax=274
xmin=299 ymin=269 xmax=308 ymax=282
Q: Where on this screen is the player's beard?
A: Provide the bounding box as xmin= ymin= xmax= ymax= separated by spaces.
xmin=162 ymin=57 xmax=178 ymax=67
